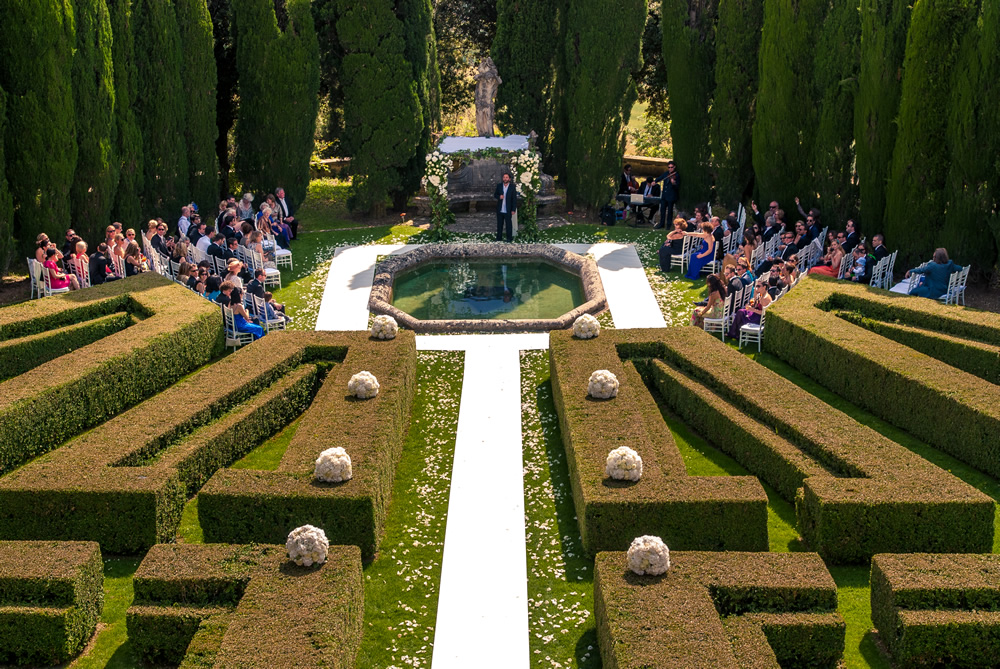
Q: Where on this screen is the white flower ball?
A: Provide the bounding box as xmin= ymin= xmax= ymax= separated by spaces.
xmin=314 ymin=447 xmax=353 ymax=483
xmin=627 ymin=535 xmax=670 ymax=576
xmin=606 ymin=446 xmax=642 ymax=481
xmin=520 ymin=172 xmax=533 ymax=184
xmin=348 ymin=371 xmax=380 ymax=399
xmin=286 ymin=525 xmax=330 ymax=567
xmin=428 ymin=175 xmax=441 ymax=187
xmin=370 ymin=314 xmax=398 ymax=340
xmin=573 ymin=314 xmax=601 ymax=339
xmin=588 ymin=369 xmax=619 ymax=399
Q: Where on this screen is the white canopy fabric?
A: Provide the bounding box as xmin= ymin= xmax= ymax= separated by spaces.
xmin=437 ymin=135 xmax=531 ymax=154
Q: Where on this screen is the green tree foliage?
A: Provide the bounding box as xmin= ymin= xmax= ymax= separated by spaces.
xmin=176 ymin=0 xmax=219 ymax=209
xmin=752 ymin=0 xmax=828 ymax=211
xmin=336 ymin=0 xmax=422 ymax=216
xmin=134 ymin=0 xmax=189 ymax=218
xmin=811 ymin=0 xmax=861 ymax=225
xmin=711 ymin=0 xmax=762 ymax=204
xmin=108 ymin=0 xmax=144 ymax=226
xmin=940 ymin=1 xmax=1000 ymax=270
xmin=492 ymin=0 xmax=562 ymax=136
xmin=71 ymin=0 xmax=117 ymax=242
xmin=207 ymin=0 xmax=238 ymax=196
xmin=0 ymin=87 xmax=14 ymax=278
xmin=662 ymin=0 xmax=718 ymax=208
xmin=396 ymin=0 xmax=441 ymax=209
xmin=232 ymin=0 xmax=320 ymax=204
xmin=884 ymin=0 xmax=976 ymax=264
xmin=855 ymin=0 xmax=911 ymax=232
xmin=636 ymin=1 xmax=669 ymax=122
xmin=561 ymin=0 xmax=646 ymax=212
xmin=0 ymin=0 xmax=77 ymax=254
xmin=312 ymin=0 xmax=346 ymax=152
xmin=434 ymin=0 xmax=498 ymax=118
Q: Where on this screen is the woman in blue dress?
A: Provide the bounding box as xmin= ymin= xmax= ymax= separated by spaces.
xmin=230 ymin=287 xmax=265 ymax=340
xmin=906 ymin=248 xmax=963 ymax=299
xmin=684 ymin=222 xmax=716 ymax=279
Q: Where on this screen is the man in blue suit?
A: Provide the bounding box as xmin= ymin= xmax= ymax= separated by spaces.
xmin=494 ymin=172 xmax=517 ymax=242
xmin=653 ymin=160 xmax=680 ymax=229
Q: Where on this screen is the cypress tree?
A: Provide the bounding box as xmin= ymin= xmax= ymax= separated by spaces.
xmin=71 ymin=0 xmax=117 ymax=243
xmin=108 ymin=0 xmax=145 ymax=226
xmin=395 ymin=0 xmax=440 ymax=210
xmin=0 ymin=0 xmax=77 ymax=253
xmin=543 ymin=0 xmax=572 ymax=179
xmin=854 ymin=0 xmax=910 ymax=233
xmin=752 ymin=0 xmax=828 ymax=210
xmin=176 ymin=0 xmax=219 ymax=209
xmin=661 ymin=0 xmax=718 ymax=209
xmin=0 ymin=87 xmax=13 ymax=278
xmin=335 ymin=0 xmax=422 ymax=216
xmin=711 ymin=0 xmax=763 ymax=205
xmin=940 ymin=1 xmax=1000 ymax=270
xmin=207 ymin=0 xmax=238 ymax=197
xmin=492 ymin=0 xmax=563 ymax=137
xmin=232 ymin=0 xmax=319 ymax=203
xmin=884 ymin=0 xmax=976 ymax=264
xmin=562 ymin=0 xmax=647 ymax=212
xmin=312 ymin=0 xmax=346 ymax=151
xmin=811 ymin=0 xmax=861 ymax=225
xmin=134 ymin=0 xmax=189 ymax=218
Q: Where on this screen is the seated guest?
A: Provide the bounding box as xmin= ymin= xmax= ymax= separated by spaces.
xmin=204 ymin=275 xmax=223 ymax=301
xmin=151 ymin=221 xmax=173 ymax=257
xmin=214 ymin=280 xmax=235 ymax=306
xmin=225 ymin=259 xmax=245 ymax=290
xmin=195 ymin=225 xmax=213 ymax=254
xmin=229 ymin=287 xmax=265 ymax=340
xmin=190 ymin=266 xmax=209 ymax=293
xmin=36 ymin=235 xmax=60 ymax=265
xmin=728 ymin=276 xmax=775 ymax=338
xmin=264 ymin=290 xmax=292 ymax=323
xmin=208 ymin=233 xmax=228 ymax=262
xmin=756 ymin=231 xmax=797 ymax=275
xmin=112 ymin=233 xmax=127 ymax=259
xmin=710 ymin=217 xmax=726 ymax=260
xmin=172 ymin=240 xmax=190 ymax=263
xmin=691 ymin=274 xmax=725 ymax=328
xmin=723 ymin=264 xmax=744 ymax=298
xmin=658 ymin=218 xmax=688 ymax=272
xmin=187 ymin=216 xmax=204 ymax=245
xmin=246 ymin=268 xmax=267 ymax=300
xmin=845 ymin=243 xmax=869 ymax=283
xmin=736 ymin=257 xmax=755 ymax=293
xmin=809 ymin=241 xmax=845 ymax=277
xmin=841 ymin=219 xmax=860 ymax=254
xmin=805 ymin=211 xmax=822 ymax=244
xmin=61 ymin=228 xmax=77 ymax=256
xmin=236 ymin=193 xmax=255 ymax=221
xmin=103 ymin=225 xmax=117 ymax=251
xmin=275 ymin=187 xmax=298 ymax=239
xmin=792 ymin=220 xmax=809 ymax=248
xmin=905 ymin=248 xmax=963 ymax=299
xmin=215 ymin=200 xmax=230 ymax=228
xmin=872 ymin=234 xmax=890 ymax=262
xmin=123 ymin=241 xmax=144 ymax=276
xmin=176 ymin=261 xmax=197 ymax=286
xmin=178 ymin=206 xmax=192 ymax=238
xmin=43 ymin=248 xmax=81 ymax=290
xmin=89 ymin=244 xmax=116 ymax=285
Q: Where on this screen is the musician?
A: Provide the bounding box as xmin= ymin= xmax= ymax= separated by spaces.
xmin=618 ymin=164 xmax=638 ymax=197
xmin=653 ymin=160 xmax=680 ymax=229
xmin=634 ymin=178 xmax=660 ymax=223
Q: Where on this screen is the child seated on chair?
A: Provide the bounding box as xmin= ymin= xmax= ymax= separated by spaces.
xmin=263 ymin=291 xmax=293 ymax=323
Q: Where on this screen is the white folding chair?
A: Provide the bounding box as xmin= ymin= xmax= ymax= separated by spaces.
xmin=75 ymin=259 xmax=91 ymax=289
xmin=111 ymin=253 xmax=126 ymax=279
xmin=223 ymin=306 xmax=254 ymax=351
xmin=27 ymin=259 xmax=41 ymax=299
xmin=252 ymin=294 xmax=286 ymax=333
xmin=884 ymin=251 xmax=898 ymax=289
xmin=267 ymin=233 xmax=293 ymax=270
xmin=245 ymin=248 xmax=282 ymax=289
xmin=739 ymin=307 xmax=767 ymax=351
xmin=703 ymin=294 xmax=732 ymax=341
xmin=169 ymin=259 xmax=181 ymax=279
xmin=837 ymin=254 xmax=852 ymax=279
xmin=939 ymin=266 xmax=969 ymax=305
xmin=42 ymin=263 xmax=71 ymax=297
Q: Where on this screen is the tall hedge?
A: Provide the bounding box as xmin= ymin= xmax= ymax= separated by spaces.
xmin=811 ymin=0 xmax=861 ymax=225
xmin=752 ymin=0 xmax=828 ymax=210
xmin=206 ymin=0 xmax=237 ymax=198
xmin=71 ymin=0 xmax=117 ymax=242
xmin=232 ymin=0 xmax=319 ymax=204
xmin=395 ymin=0 xmax=440 ymax=210
xmin=176 ymin=0 xmax=219 ymax=209
xmin=108 ymin=0 xmax=144 ymax=226
xmin=661 ymin=0 xmax=718 ymax=209
xmin=0 ymin=87 xmax=13 ymax=278
xmin=940 ymin=1 xmax=1000 ymax=270
xmin=336 ymin=0 xmax=422 ymax=216
xmin=711 ymin=0 xmax=763 ymax=205
xmin=561 ymin=0 xmax=647 ymax=212
xmin=492 ymin=0 xmax=563 ymax=137
xmin=133 ymin=0 xmax=189 ymax=219
xmin=0 ymin=0 xmax=77 ymax=254
xmin=884 ymin=0 xmax=976 ymax=264
xmin=854 ymin=0 xmax=910 ymax=234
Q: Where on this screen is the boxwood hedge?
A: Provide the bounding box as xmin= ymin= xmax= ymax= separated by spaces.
xmin=766 ymin=277 xmax=1000 ymax=478
xmin=0 ymin=273 xmax=222 ymax=475
xmin=623 ymin=327 xmax=994 ymax=564
xmin=871 ymin=553 xmax=1000 ymax=667
xmin=0 ymin=333 xmax=334 ymax=554
xmin=127 ymin=543 xmax=363 ymax=667
xmin=0 ymin=540 xmax=103 ymax=666
xmin=594 ymin=550 xmax=844 ymax=668
xmin=198 ymin=331 xmax=417 ymax=560
xmin=549 ymin=330 xmax=769 ymax=556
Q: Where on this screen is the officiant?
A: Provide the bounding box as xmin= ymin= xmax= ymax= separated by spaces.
xmin=494 ymin=172 xmax=517 ymax=242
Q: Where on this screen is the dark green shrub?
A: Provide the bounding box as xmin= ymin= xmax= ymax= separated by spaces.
xmin=107 ymin=0 xmax=145 ymax=227
xmin=0 ymin=86 xmax=13 ymax=279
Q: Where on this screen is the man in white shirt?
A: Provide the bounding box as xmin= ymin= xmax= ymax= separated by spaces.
xmin=177 ymin=206 xmax=192 ymax=238
xmin=493 ymin=172 xmax=517 ymax=242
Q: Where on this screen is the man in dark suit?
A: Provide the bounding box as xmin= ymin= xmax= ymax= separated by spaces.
xmin=89 ymin=243 xmax=115 ymax=285
xmin=275 ymin=187 xmax=298 ymax=240
xmin=653 ymin=160 xmax=680 ymax=229
xmin=150 ymin=222 xmax=173 ymax=257
xmin=246 ymin=268 xmax=267 ymax=301
xmin=634 ymin=178 xmax=660 ymax=224
xmin=494 ymin=172 xmax=517 ymax=242
xmin=208 ymin=233 xmax=228 ymax=264
xmin=872 ymin=234 xmax=889 ymax=262
xmin=841 ymin=219 xmax=860 ymax=255
xmin=756 ymin=232 xmax=798 ymax=275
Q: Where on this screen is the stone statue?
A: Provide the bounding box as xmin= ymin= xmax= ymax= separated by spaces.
xmin=473 ymin=58 xmax=501 ymax=138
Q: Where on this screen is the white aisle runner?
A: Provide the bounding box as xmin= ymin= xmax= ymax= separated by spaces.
xmin=429 ymin=339 xmax=531 ymax=669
